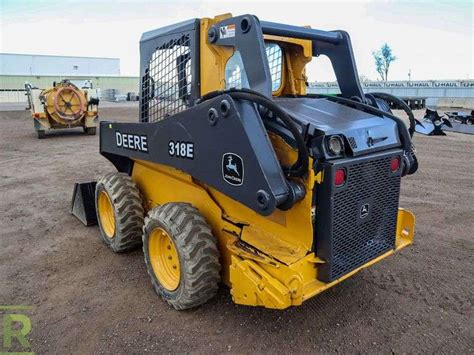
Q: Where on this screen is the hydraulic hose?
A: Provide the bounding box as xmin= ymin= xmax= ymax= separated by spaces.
xmin=303 ymin=94 xmax=412 ymax=151
xmin=302 ymin=93 xmax=418 ymax=175
xmin=199 ymin=88 xmax=309 ymax=177
xmin=370 ymin=92 xmax=416 ymax=137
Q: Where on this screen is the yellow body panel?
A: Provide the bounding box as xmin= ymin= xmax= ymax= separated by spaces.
xmin=132 ymin=160 xmax=239 ymax=284
xmin=200 ymin=15 xmax=234 ymax=95
xmin=205 ymin=132 xmax=315 ymax=265
xmin=229 ymin=209 xmax=414 ymax=308
xmin=131 ymin=159 xmax=415 ymax=309
xmin=207 ymin=175 xmax=314 ymax=266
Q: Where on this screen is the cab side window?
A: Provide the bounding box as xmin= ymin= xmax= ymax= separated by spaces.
xmin=141 ymin=36 xmax=192 ymax=123
xmin=224 ymin=43 xmax=283 ymax=92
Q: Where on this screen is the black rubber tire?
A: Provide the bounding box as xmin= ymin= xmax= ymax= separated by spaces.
xmin=84 ymin=126 xmax=97 ymax=135
xmin=37 ymin=130 xmax=45 ymax=139
xmin=95 ymin=172 xmax=144 ymax=252
xmin=143 ymin=203 xmax=221 ymax=310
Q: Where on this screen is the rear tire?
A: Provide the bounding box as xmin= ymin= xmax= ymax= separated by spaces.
xmin=143 ymin=203 xmax=221 ymax=310
xmin=95 ymin=172 xmax=144 ymax=252
xmin=37 ymin=130 xmax=45 ymax=139
xmin=84 ymin=126 xmax=97 ymax=135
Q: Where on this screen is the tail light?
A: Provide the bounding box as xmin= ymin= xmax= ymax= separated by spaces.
xmin=390 ymin=156 xmax=400 ymax=172
xmin=335 ymin=168 xmax=346 ymax=186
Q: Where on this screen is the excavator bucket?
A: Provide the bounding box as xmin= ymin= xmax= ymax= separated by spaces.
xmin=71 ymin=182 xmax=98 ymax=226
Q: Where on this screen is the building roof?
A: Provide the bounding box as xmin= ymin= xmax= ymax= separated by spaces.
xmin=0 ymin=53 xmax=119 ymax=61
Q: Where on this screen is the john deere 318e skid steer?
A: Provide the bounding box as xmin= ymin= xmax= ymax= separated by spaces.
xmin=73 ymin=14 xmax=418 ymax=310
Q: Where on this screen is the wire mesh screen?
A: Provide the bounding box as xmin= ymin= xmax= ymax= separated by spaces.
xmin=141 ymin=35 xmax=192 ymax=123
xmin=226 ymin=61 xmax=245 ymax=89
xmin=266 ymin=43 xmax=283 ymax=91
xmin=224 ymin=43 xmax=283 ymax=92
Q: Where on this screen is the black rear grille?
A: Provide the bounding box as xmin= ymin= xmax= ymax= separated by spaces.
xmin=315 ymin=150 xmax=402 ymax=282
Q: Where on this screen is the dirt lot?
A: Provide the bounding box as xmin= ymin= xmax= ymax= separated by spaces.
xmin=1 ymin=107 xmax=473 ymax=354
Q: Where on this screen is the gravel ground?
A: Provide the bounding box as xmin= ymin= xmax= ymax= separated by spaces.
xmin=0 ymin=107 xmax=473 ymax=354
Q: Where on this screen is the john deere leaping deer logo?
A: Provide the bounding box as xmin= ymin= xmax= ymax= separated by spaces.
xmin=226 ymin=156 xmax=239 ymax=175
xmin=222 ymin=153 xmax=244 ymax=186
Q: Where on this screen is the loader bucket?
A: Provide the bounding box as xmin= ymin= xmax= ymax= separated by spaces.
xmin=415 ymin=121 xmax=436 ymax=135
xmin=415 ymin=108 xmax=452 ymax=136
xmin=71 ymin=182 xmax=98 ymax=226
xmin=443 ymin=122 xmax=474 ymax=135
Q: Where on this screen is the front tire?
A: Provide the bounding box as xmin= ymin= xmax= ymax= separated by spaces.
xmin=95 ymin=172 xmax=144 ymax=252
xmin=143 ymin=203 xmax=221 ymax=310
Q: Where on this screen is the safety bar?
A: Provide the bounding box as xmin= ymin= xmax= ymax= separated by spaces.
xmin=260 ymin=21 xmax=342 ymax=44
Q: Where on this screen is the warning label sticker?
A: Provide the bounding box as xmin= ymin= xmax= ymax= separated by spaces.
xmin=219 ymin=24 xmax=236 ymax=39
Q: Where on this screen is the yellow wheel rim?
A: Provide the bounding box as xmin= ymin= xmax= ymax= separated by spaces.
xmin=98 ymin=191 xmax=116 ymax=238
xmin=148 ymin=227 xmax=180 ymax=291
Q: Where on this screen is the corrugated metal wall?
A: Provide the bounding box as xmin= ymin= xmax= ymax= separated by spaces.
xmin=0 ymin=53 xmax=120 ymax=76
xmin=309 ymin=80 xmax=474 ymax=108
xmin=0 ymin=75 xmax=139 ymax=103
xmin=0 ymin=75 xmax=138 ymax=92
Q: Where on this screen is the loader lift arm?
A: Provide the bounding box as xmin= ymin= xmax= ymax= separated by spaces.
xmin=100 ymin=94 xmax=303 ymax=216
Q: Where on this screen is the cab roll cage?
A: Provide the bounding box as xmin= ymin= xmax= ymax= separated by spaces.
xmin=139 ymin=14 xmax=366 ymax=120
xmin=209 ymin=15 xmax=365 ymax=101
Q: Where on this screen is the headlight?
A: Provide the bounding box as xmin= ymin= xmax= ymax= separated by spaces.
xmin=327 ymin=135 xmax=344 ymax=155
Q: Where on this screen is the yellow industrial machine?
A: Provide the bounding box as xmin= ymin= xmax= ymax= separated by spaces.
xmin=25 ymin=80 xmax=99 ymax=138
xmin=73 ymin=14 xmax=418 ymax=310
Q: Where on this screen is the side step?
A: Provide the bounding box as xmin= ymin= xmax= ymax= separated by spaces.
xmin=71 ymin=182 xmax=98 ymax=226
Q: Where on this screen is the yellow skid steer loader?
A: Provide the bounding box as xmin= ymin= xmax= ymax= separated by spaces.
xmin=72 ymin=14 xmax=418 ymax=310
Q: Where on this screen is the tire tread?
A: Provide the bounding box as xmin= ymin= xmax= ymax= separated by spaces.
xmin=143 ymin=202 xmax=220 ymax=310
xmin=96 ymin=172 xmax=144 ymax=252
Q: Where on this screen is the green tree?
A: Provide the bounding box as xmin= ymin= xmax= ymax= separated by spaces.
xmin=372 ymin=43 xmax=396 ymax=81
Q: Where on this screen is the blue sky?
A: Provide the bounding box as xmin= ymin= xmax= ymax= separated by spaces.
xmin=1 ymin=0 xmax=472 ymax=81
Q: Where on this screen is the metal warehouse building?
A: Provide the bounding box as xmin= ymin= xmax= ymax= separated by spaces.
xmin=1 ymin=53 xmax=472 ymax=108
xmin=0 ymin=53 xmax=120 ymax=76
xmin=0 ymin=53 xmax=139 ymax=103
